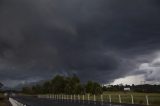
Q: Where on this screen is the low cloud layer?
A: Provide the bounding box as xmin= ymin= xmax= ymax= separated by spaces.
xmin=0 ymin=0 xmax=160 ymax=87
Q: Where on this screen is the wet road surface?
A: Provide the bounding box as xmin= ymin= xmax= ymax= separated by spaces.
xmin=12 ymin=96 xmax=145 ymax=106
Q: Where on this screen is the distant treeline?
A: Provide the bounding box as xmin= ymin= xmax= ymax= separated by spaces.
xmin=103 ymin=84 xmax=160 ymax=93
xmin=22 ymin=75 xmax=160 ymax=95
xmin=22 ymin=75 xmax=103 ymax=95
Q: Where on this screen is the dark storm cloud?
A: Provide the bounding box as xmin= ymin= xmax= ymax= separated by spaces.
xmin=0 ymin=0 xmax=160 ymax=86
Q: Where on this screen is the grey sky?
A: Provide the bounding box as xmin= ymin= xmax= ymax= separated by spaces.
xmin=1 ymin=0 xmax=160 ymax=87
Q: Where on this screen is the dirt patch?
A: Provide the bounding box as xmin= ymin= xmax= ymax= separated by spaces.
xmin=0 ymin=97 xmax=11 ymax=106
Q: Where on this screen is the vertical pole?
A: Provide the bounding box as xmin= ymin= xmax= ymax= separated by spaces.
xmin=63 ymin=95 xmax=64 ymax=102
xmin=88 ymin=94 xmax=90 ymax=104
xmin=109 ymin=95 xmax=111 ymax=103
xmin=61 ymin=95 xmax=62 ymax=101
xmin=131 ymin=95 xmax=134 ymax=104
xmin=71 ymin=95 xmax=72 ymax=102
xmin=67 ymin=95 xmax=68 ymax=102
xmin=64 ymin=95 xmax=65 ymax=102
xmin=94 ymin=94 xmax=96 ymax=104
xmin=119 ymin=94 xmax=121 ymax=103
xmin=78 ymin=95 xmax=80 ymax=103
xmin=101 ymin=95 xmax=103 ymax=105
xmin=146 ymin=95 xmax=149 ymax=105
xmin=74 ymin=94 xmax=76 ymax=103
xmin=83 ymin=95 xmax=84 ymax=104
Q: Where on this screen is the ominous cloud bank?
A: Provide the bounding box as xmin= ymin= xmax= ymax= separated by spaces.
xmin=0 ymin=0 xmax=160 ymax=87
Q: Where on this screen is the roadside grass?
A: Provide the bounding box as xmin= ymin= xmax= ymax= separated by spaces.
xmin=60 ymin=92 xmax=160 ymax=106
xmin=0 ymin=93 xmax=9 ymax=106
xmin=38 ymin=92 xmax=160 ymax=106
xmin=102 ymin=92 xmax=160 ymax=106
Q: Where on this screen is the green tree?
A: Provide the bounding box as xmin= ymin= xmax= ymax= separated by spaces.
xmin=64 ymin=83 xmax=72 ymax=94
xmin=32 ymin=84 xmax=43 ymax=94
xmin=85 ymin=81 xmax=93 ymax=93
xmin=43 ymin=81 xmax=52 ymax=93
xmin=74 ymin=84 xmax=84 ymax=94
xmin=85 ymin=81 xmax=103 ymax=95
xmin=51 ymin=75 xmax=66 ymax=94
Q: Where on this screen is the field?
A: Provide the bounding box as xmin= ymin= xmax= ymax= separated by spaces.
xmin=80 ymin=92 xmax=160 ymax=106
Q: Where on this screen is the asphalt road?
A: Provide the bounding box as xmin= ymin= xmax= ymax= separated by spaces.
xmin=12 ymin=96 xmax=145 ymax=106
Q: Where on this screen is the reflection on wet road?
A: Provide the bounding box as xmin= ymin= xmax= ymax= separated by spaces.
xmin=12 ymin=96 xmax=145 ymax=106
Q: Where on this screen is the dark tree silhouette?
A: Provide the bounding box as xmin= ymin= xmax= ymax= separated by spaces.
xmin=0 ymin=82 xmax=3 ymax=89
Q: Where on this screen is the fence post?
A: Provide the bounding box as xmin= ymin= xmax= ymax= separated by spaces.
xmin=94 ymin=94 xmax=96 ymax=104
xmin=101 ymin=94 xmax=103 ymax=105
xmin=71 ymin=95 xmax=72 ymax=102
xmin=67 ymin=95 xmax=68 ymax=102
xmin=131 ymin=95 xmax=134 ymax=104
xmin=78 ymin=95 xmax=80 ymax=103
xmin=109 ymin=95 xmax=111 ymax=103
xmin=88 ymin=94 xmax=90 ymax=104
xmin=64 ymin=95 xmax=65 ymax=101
xmin=119 ymin=94 xmax=121 ymax=103
xmin=146 ymin=95 xmax=149 ymax=105
xmin=83 ymin=95 xmax=85 ymax=104
xmin=74 ymin=94 xmax=76 ymax=103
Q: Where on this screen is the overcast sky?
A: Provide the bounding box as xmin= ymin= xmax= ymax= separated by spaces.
xmin=1 ymin=0 xmax=160 ymax=87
